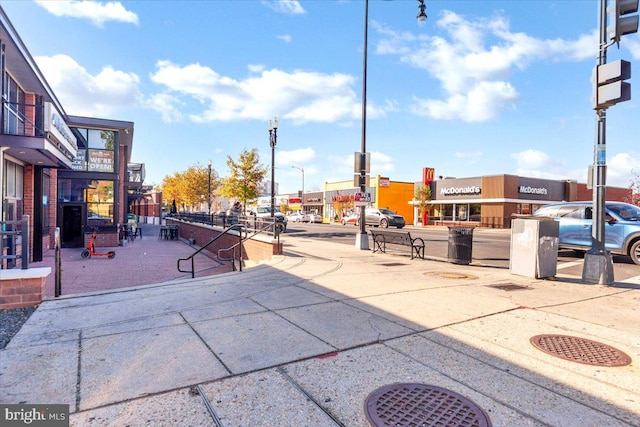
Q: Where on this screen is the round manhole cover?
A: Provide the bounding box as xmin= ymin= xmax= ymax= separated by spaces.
xmin=424 ymin=271 xmax=478 ymax=280
xmin=364 ymin=383 xmax=492 ymax=427
xmin=530 ymin=335 xmax=632 ymax=367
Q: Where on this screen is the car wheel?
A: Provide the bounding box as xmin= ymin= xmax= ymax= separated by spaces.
xmin=630 ymin=240 xmax=640 ymax=265
xmin=380 ymin=219 xmax=389 ymax=228
xmin=341 ymin=219 xmax=346 ymax=225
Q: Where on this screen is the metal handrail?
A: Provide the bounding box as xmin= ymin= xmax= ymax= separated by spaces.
xmin=177 ymin=224 xmax=243 ymax=278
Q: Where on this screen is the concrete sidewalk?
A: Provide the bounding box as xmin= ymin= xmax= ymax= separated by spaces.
xmin=1 ymin=234 xmax=639 ymax=426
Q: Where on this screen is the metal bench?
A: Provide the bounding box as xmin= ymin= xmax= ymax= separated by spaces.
xmin=370 ymin=229 xmax=425 ymax=260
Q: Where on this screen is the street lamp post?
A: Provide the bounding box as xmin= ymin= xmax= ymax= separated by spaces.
xmin=356 ymin=0 xmax=427 ymax=250
xmin=292 ymin=166 xmax=304 ymax=213
xmin=207 ymin=160 xmax=212 ymax=217
xmin=268 ymin=117 xmax=278 ymax=218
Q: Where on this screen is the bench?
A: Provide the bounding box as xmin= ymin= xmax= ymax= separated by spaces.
xmin=370 ymin=229 xmax=425 ymax=259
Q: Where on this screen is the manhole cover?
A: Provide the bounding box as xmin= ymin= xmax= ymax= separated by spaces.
xmin=379 ymin=262 xmax=409 ymax=267
xmin=424 ymin=271 xmax=478 ymax=280
xmin=530 ymin=335 xmax=632 ymax=367
xmin=364 ymin=383 xmax=492 ymax=427
xmin=488 ymin=283 xmax=530 ymax=291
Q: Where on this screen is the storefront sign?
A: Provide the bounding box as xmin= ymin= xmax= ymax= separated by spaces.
xmin=44 ymin=102 xmax=77 ymax=155
xmin=422 ymin=167 xmax=435 ymax=185
xmin=440 ymin=186 xmax=481 ymax=196
xmin=289 ymin=197 xmax=301 ymax=203
xmin=519 ymin=186 xmax=548 ymax=195
xmin=88 ymin=149 xmax=114 ymax=172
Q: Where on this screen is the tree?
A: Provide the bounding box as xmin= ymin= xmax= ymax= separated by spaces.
xmin=158 ymin=162 xmax=219 ymax=211
xmin=627 ymin=168 xmax=640 ymax=206
xmin=218 ymin=148 xmax=267 ymax=208
xmin=415 ymin=185 xmax=432 ymax=226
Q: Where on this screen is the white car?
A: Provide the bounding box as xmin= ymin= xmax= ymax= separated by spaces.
xmin=287 ymin=212 xmax=305 ymax=223
xmin=304 ymin=213 xmax=323 ymax=223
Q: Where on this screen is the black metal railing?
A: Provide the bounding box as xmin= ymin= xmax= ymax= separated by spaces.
xmin=1 ymin=215 xmax=29 ymax=270
xmin=172 ymin=212 xmax=285 ymax=236
xmin=1 ymin=100 xmax=45 ymax=137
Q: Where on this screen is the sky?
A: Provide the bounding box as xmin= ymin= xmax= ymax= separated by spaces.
xmin=2 ymin=0 xmax=639 ymax=195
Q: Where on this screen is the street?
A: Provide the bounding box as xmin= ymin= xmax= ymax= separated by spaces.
xmin=284 ymin=221 xmax=640 ymax=281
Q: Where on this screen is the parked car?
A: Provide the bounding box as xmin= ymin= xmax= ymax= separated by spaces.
xmin=533 ymin=201 xmax=640 ymax=265
xmin=287 ymin=212 xmax=305 ymax=223
xmin=304 ymin=213 xmax=323 ymax=223
xmin=364 ymin=208 xmax=405 ymax=229
xmin=252 ymin=206 xmax=288 ymax=232
xmin=341 ymin=213 xmax=359 ymax=226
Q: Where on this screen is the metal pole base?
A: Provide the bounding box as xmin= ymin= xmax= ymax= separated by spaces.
xmin=355 ymin=232 xmax=370 ymax=250
xmin=582 ymin=251 xmax=614 ymax=285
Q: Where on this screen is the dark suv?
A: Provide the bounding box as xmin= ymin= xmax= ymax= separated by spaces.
xmin=533 ymin=201 xmax=640 ymax=265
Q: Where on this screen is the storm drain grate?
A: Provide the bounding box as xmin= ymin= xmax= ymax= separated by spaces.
xmin=379 ymin=262 xmax=409 ymax=267
xmin=424 ymin=271 xmax=479 ymax=280
xmin=488 ymin=283 xmax=530 ymax=291
xmin=530 ymin=334 xmax=632 ymax=367
xmin=364 ymin=383 xmax=492 ymax=427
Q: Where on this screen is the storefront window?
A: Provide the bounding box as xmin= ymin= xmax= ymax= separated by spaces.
xmin=87 ymin=180 xmax=114 ymax=225
xmin=58 ymin=179 xmax=86 ymax=202
xmin=470 ymin=204 xmax=481 ymax=221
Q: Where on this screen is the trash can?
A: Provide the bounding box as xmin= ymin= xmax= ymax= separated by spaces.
xmin=447 ymin=226 xmax=474 ymax=264
xmin=510 ymin=217 xmax=558 ymax=278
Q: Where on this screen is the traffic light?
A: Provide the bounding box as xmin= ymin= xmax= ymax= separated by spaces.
xmin=595 ymin=59 xmax=631 ymax=108
xmin=608 ymin=0 xmax=639 ymax=43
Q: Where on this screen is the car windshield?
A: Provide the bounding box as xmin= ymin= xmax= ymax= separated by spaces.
xmin=378 ymin=208 xmax=395 ymax=215
xmin=257 ymin=207 xmax=281 ymax=214
xmin=608 ymin=203 xmax=640 ymax=221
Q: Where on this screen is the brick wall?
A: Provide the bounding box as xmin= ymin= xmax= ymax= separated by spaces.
xmin=0 ymin=274 xmax=47 ymax=309
xmin=84 ymin=230 xmax=119 ymax=248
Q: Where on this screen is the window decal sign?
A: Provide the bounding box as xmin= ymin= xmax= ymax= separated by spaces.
xmin=88 ymin=149 xmax=114 ymax=172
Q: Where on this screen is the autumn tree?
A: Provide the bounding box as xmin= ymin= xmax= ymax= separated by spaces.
xmin=159 ymin=163 xmax=219 ymax=212
xmin=627 ymin=168 xmax=640 ymax=206
xmin=415 ymin=185 xmax=432 ymax=226
xmin=218 ymin=148 xmax=267 ymax=208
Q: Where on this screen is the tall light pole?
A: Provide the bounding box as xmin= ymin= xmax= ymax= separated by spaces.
xmin=268 ymin=117 xmax=278 ymax=218
xmin=356 ymin=0 xmax=427 ymax=250
xmin=207 ymin=160 xmax=212 ymax=216
xmin=292 ymin=165 xmax=304 ymax=213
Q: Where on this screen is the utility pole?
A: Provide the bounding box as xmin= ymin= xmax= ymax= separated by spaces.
xmin=583 ymin=0 xmax=637 ymax=284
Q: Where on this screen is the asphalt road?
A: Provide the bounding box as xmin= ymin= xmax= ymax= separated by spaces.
xmin=284 ymin=221 xmax=640 ymax=281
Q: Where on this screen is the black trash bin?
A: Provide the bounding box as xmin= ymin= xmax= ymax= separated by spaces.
xmin=447 ymin=226 xmax=474 ymax=265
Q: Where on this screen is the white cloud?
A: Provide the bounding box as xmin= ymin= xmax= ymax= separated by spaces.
xmin=34 ymin=54 xmax=142 ymax=116
xmin=510 ymin=149 xmax=572 ymax=180
xmin=149 ymin=61 xmax=396 ymax=124
xmin=608 ymin=152 xmax=640 ymax=188
xmin=277 ymin=148 xmax=315 ymax=166
xmin=35 ymin=0 xmax=139 ymax=27
xmin=277 ymin=34 xmax=292 ymax=43
xmin=376 ymin=10 xmax=597 ymax=122
xmin=262 ymin=0 xmax=305 ymax=15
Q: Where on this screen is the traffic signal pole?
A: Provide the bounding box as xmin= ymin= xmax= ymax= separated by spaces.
xmin=583 ymin=0 xmax=638 ymax=283
xmin=583 ymin=0 xmax=615 ymax=284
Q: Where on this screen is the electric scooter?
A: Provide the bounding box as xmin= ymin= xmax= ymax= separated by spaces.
xmin=81 ymin=227 xmax=116 ymax=259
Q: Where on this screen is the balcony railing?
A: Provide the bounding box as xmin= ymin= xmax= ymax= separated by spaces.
xmin=1 ymin=100 xmax=45 ymax=137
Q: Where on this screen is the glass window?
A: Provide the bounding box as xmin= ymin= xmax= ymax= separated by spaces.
xmin=88 ymin=129 xmax=115 ymax=150
xmin=86 ymin=180 xmax=114 ymax=225
xmin=58 ymin=179 xmax=86 ymax=202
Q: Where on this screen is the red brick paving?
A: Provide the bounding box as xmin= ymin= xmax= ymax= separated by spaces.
xmin=32 ymin=223 xmax=233 ymax=298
